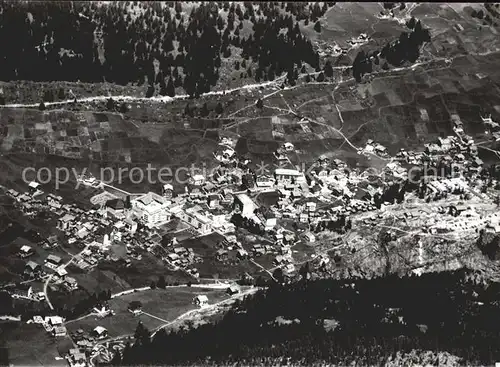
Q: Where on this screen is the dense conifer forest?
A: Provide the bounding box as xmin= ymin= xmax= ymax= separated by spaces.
xmin=105 ymin=269 xmax=500 ymax=366
xmin=0 ymin=1 xmax=332 ymax=97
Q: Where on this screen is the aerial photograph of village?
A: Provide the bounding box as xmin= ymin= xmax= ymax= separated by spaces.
xmin=1 ymin=1 xmax=500 ymax=366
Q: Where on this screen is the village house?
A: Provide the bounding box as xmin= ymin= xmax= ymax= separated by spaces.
xmin=67 ymin=348 xmax=87 ymax=367
xmin=193 ymin=295 xmax=209 ymax=307
xmin=64 ymin=276 xmax=79 ymax=291
xmin=226 ymin=285 xmax=240 ymax=295
xmin=58 ymin=213 xmax=76 ymax=231
xmin=236 ymin=248 xmax=248 ymax=259
xmin=275 ymin=168 xmax=305 ymax=184
xmin=18 ymin=245 xmax=34 ymax=258
xmin=105 ymin=198 xmax=126 ymax=218
xmin=163 ymin=183 xmax=174 ymax=199
xmin=28 ymin=181 xmax=41 ymax=194
xmin=190 ymin=174 xmax=206 ymax=186
xmin=215 ymin=249 xmax=229 ymax=261
xmin=301 ymin=231 xmax=316 ymax=243
xmin=24 ymin=261 xmax=42 ymax=279
xmin=207 ymin=194 xmax=220 ymax=209
xmin=176 ymin=205 xmax=213 ymax=235
xmin=128 ymin=301 xmax=143 ymax=315
xmin=45 ymin=254 xmax=63 ymax=270
xmin=92 ymin=326 xmax=108 ymax=340
xmin=256 ymin=174 xmax=275 ymax=188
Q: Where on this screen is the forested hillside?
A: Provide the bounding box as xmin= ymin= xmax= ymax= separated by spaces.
xmin=0 ymin=1 xmax=332 ymax=97
xmin=108 ymin=269 xmax=500 ymax=366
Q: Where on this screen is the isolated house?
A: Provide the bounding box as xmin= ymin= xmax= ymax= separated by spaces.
xmin=226 ymin=285 xmax=240 ymax=295
xmin=128 ymin=301 xmax=143 ymax=315
xmin=24 ymin=261 xmax=42 ymax=278
xmin=193 ymin=295 xmax=209 ymax=307
xmin=92 ymin=326 xmax=108 ymax=340
xmin=18 ymin=245 xmax=34 ymax=258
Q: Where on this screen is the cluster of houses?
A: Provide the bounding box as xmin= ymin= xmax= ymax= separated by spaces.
xmin=162 ymin=243 xmax=200 ymax=277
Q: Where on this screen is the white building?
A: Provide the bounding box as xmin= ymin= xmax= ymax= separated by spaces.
xmin=233 ymin=194 xmax=257 ymax=218
xmin=193 ymin=295 xmax=209 ymax=307
xmin=275 ymin=168 xmax=305 ymax=184
xmin=190 ymin=174 xmax=206 ymax=186
xmin=131 ymin=192 xmax=171 ymax=227
xmin=256 ymin=175 xmax=275 ymax=188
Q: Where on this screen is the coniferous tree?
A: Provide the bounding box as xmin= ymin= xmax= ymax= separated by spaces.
xmin=166 ymin=77 xmax=175 ymax=97
xmin=215 ymin=102 xmax=223 ymax=115
xmin=200 ymin=102 xmax=209 ymax=117
xmin=314 ymin=20 xmax=322 ymax=32
xmin=106 ymin=97 xmax=115 ymax=111
xmin=323 ymin=60 xmax=334 ymax=77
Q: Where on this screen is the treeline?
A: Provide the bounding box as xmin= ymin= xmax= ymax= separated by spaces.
xmin=107 ymin=268 xmax=500 ymax=366
xmin=351 ymin=17 xmax=431 ymax=82
xmin=0 ymin=2 xmax=334 ymax=97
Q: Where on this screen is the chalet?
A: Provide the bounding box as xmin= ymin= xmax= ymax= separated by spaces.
xmin=163 ymin=184 xmax=174 ymax=199
xmin=215 ymin=249 xmax=229 ymax=261
xmin=28 ymin=181 xmax=41 ymax=193
xmin=24 ymin=261 xmax=42 ymax=278
xmin=18 ymin=245 xmax=34 ymax=258
xmin=283 ymin=263 xmax=296 ymax=275
xmin=67 ymin=348 xmax=87 ymax=367
xmin=52 ymin=325 xmax=67 ymax=337
xmin=236 ymin=249 xmax=248 ymax=259
xmin=131 ymin=192 xmax=171 ymax=227
xmin=45 ymin=315 xmax=64 ymax=328
xmin=105 ymin=198 xmax=126 ymax=217
xmin=299 ymin=213 xmax=309 ymax=223
xmin=64 ymin=276 xmax=78 ymax=291
xmin=252 ymin=244 xmax=265 ymax=256
xmin=45 ymin=254 xmax=62 ymax=269
xmin=58 ymin=214 xmax=75 ymax=231
xmin=226 ymin=285 xmax=240 ymax=295
xmin=128 ymin=301 xmax=143 ymax=315
xmin=124 ymin=217 xmax=138 ymax=234
xmin=242 ymin=174 xmax=256 ymax=189
xmin=256 ymin=174 xmax=275 ymax=188
xmin=190 ymin=174 xmax=205 ymax=186
xmin=301 ymin=232 xmax=316 ymax=243
xmin=275 ymin=168 xmax=304 ymax=184
xmin=207 ymin=194 xmax=220 ymax=208
xmin=92 ymin=326 xmax=108 ymax=340
xmin=193 ymin=295 xmax=209 ymax=307
xmin=256 ymin=208 xmax=277 ymax=230
xmin=177 ymin=206 xmax=213 ymax=235
xmin=167 ymin=253 xmax=180 ymax=262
